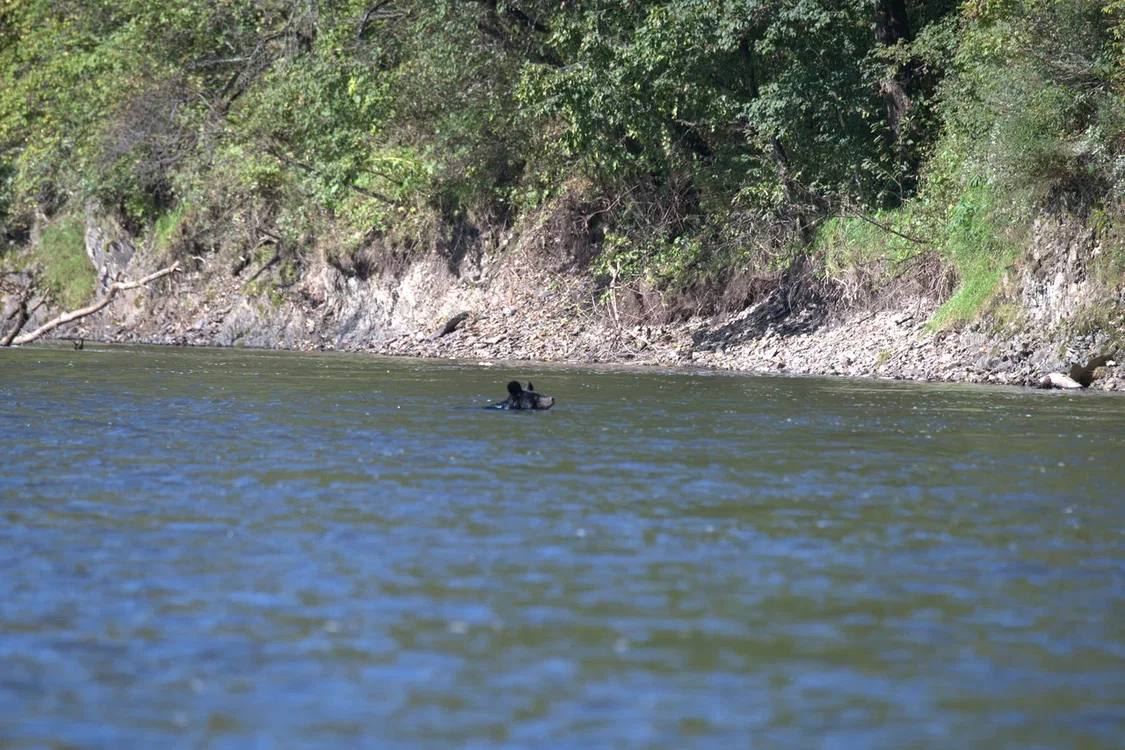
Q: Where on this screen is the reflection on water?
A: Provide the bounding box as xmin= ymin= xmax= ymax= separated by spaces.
xmin=1 ymin=343 xmax=1124 ymax=748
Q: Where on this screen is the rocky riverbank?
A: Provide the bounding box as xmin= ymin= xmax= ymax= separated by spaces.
xmin=3 ymin=211 xmax=1121 ymax=392
xmin=53 ymin=295 xmax=1122 ymax=391
xmin=368 ymin=300 xmax=1122 ymax=392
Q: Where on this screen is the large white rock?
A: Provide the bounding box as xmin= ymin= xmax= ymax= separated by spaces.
xmin=1039 ymin=372 xmax=1084 ymax=389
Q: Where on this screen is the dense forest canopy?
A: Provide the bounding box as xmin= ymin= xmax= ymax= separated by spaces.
xmin=1 ymin=0 xmax=1122 ymax=319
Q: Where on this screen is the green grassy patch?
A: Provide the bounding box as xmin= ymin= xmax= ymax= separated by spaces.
xmin=0 ymin=241 xmax=24 ymax=273
xmin=989 ymin=301 xmax=1025 ymax=333
xmin=930 ymin=259 xmax=1004 ymax=329
xmin=34 ymin=217 xmax=95 ymax=309
xmin=815 ymin=211 xmax=921 ymax=277
xmin=152 ymin=204 xmax=187 ymax=254
xmin=929 ymin=183 xmax=1017 ymax=329
xmin=1088 ymin=205 xmax=1125 ymax=286
xmin=809 ymin=178 xmax=1020 ymax=331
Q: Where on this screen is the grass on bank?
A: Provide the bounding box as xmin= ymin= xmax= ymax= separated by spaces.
xmin=152 ymin=204 xmax=187 ymax=255
xmin=812 ymin=179 xmax=1018 ymax=330
xmin=928 ymin=183 xmax=1019 ymax=329
xmin=34 ymin=217 xmax=95 ymax=309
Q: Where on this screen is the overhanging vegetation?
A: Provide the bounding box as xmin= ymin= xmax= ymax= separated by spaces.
xmin=1 ymin=1 xmax=1121 ymax=323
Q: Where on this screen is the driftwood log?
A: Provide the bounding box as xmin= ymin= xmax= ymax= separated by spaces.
xmin=2 ymin=263 xmax=179 ymax=346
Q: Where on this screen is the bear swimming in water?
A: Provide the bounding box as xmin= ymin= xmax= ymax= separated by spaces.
xmin=489 ymin=381 xmax=554 ymax=410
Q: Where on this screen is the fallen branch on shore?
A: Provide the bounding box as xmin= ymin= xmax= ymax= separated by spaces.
xmin=2 ymin=263 xmax=180 ymax=346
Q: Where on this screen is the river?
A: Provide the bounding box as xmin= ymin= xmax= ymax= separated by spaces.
xmin=1 ymin=344 xmax=1123 ymax=748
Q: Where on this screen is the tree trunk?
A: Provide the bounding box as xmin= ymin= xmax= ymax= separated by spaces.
xmin=874 ymin=0 xmax=913 ymax=140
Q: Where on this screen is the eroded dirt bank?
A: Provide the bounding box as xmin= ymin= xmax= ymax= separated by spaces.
xmin=3 ymin=209 xmax=1122 ymax=392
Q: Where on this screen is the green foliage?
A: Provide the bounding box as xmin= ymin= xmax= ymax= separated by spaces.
xmin=517 ymin=1 xmax=950 ymax=207
xmin=596 ymin=231 xmax=713 ymax=290
xmin=938 ymin=0 xmax=1122 ymax=204
xmin=0 ymin=0 xmax=1119 ymax=320
xmin=34 ymin=217 xmax=94 ymax=308
xmin=237 ymin=52 xmax=397 ymax=214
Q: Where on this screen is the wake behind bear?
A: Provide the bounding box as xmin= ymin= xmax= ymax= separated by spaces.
xmin=488 ymin=381 xmax=554 ymax=410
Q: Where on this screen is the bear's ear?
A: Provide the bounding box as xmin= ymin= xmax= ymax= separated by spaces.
xmin=527 ymin=382 xmax=535 ymax=391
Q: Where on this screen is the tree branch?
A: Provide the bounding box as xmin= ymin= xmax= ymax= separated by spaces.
xmin=1 ymin=294 xmax=30 ymax=347
xmin=246 ymin=247 xmax=282 ymax=283
xmin=356 ymin=0 xmax=396 ymax=40
xmin=473 ymin=0 xmax=563 ymax=68
xmin=265 ymin=144 xmax=403 ymax=206
xmin=848 ymin=209 xmax=928 ymax=246
xmin=6 ymin=264 xmax=180 ymax=346
xmin=497 ymin=1 xmax=550 ymax=34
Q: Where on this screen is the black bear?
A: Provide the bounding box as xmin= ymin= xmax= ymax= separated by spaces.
xmin=489 ymin=381 xmax=554 ymax=410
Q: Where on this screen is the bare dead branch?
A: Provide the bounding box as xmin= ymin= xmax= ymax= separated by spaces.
xmin=1 ymin=295 xmax=29 ymax=347
xmin=265 ymin=144 xmax=403 ymax=206
xmin=245 ymin=249 xmax=282 ymax=283
xmin=6 ymin=264 xmax=180 ymax=346
xmin=847 ymin=209 xmax=928 ymax=246
xmin=357 ymin=0 xmax=395 ymax=40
